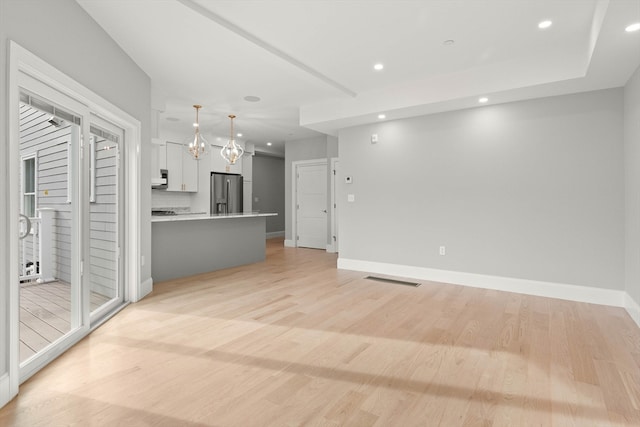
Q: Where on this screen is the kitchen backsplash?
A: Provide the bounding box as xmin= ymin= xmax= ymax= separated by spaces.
xmin=152 ymin=191 xmax=191 ymax=209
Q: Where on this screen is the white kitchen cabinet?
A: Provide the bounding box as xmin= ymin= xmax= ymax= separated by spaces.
xmin=151 ymin=138 xmax=166 ymax=180
xmin=166 ymin=141 xmax=198 ymax=192
xmin=165 ymin=142 xmax=182 ymax=191
xmin=182 ymin=148 xmax=198 ymax=192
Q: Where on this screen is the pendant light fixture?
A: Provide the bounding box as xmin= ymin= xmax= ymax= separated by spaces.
xmin=187 ymin=104 xmax=208 ymax=160
xmin=221 ymin=114 xmax=244 ymax=165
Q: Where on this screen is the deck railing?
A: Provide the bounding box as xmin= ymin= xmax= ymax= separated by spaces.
xmin=19 ymin=208 xmax=55 ymax=282
xmin=19 ymin=216 xmax=40 ymax=281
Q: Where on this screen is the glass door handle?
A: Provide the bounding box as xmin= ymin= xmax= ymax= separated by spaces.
xmin=19 ymin=214 xmax=31 ymax=240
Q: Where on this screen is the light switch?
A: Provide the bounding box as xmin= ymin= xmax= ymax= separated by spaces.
xmin=347 ymin=194 xmax=355 ymax=202
xmin=371 ymin=134 xmax=378 ymax=143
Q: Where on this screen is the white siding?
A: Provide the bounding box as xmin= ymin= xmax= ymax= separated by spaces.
xmin=89 ymin=135 xmax=119 ymax=298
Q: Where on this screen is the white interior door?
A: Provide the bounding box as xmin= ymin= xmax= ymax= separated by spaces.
xmin=296 ymin=163 xmax=327 ymax=249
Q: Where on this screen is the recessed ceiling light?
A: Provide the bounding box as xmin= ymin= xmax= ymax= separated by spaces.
xmin=267 ymin=142 xmax=272 ymax=146
xmin=237 ymin=133 xmax=242 ymax=137
xmin=478 ymin=97 xmax=489 ymax=103
xmin=443 ymin=39 xmax=455 ymax=46
xmin=166 ymin=117 xmax=180 ymax=122
xmin=626 ymin=22 xmax=640 ymax=32
xmin=373 ymin=63 xmax=384 ymax=71
xmin=378 ymin=114 xmax=386 ymax=119
xmin=538 ymin=20 xmax=552 ymax=29
xmin=244 ymin=95 xmax=261 ymax=102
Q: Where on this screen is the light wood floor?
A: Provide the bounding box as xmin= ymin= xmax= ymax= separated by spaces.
xmin=2 ymin=238 xmax=640 ymax=426
xmin=20 ymin=281 xmax=112 ymax=362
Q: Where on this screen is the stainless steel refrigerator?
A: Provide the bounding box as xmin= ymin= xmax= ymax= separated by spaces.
xmin=211 ymin=172 xmax=243 ymax=214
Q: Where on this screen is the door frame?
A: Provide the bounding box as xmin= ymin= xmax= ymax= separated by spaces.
xmin=328 ymin=157 xmax=339 ymax=253
xmin=4 ymin=42 xmax=142 ymax=397
xmin=289 ymin=158 xmax=327 ymax=248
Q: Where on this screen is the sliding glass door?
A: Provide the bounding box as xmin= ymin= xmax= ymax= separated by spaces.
xmin=88 ymin=116 xmax=124 ymax=323
xmin=16 ymin=79 xmax=125 ymax=381
xmin=17 ymin=84 xmax=86 ymax=380
xmin=17 ymin=92 xmax=83 ymax=369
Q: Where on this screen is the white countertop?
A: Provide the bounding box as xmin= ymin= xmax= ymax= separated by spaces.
xmin=151 ymin=212 xmax=277 ymax=223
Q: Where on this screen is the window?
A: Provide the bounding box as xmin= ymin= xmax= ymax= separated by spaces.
xmin=22 ymin=156 xmax=36 ymax=217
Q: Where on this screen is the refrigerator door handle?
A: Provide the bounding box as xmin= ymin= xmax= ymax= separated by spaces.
xmin=226 ymin=179 xmax=231 ymax=213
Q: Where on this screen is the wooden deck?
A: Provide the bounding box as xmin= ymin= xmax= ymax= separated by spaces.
xmin=19 ymin=281 xmax=110 ymax=362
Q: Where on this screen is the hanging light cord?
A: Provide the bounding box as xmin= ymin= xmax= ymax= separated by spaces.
xmin=229 ymin=114 xmax=235 ymax=140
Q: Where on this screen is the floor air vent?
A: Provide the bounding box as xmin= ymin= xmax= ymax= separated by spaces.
xmin=365 ymin=276 xmax=421 ymax=287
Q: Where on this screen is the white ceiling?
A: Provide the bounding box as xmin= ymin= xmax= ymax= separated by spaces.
xmin=77 ymin=0 xmax=640 ymax=156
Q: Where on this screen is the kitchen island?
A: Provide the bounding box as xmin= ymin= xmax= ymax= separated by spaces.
xmin=151 ymin=212 xmax=277 ymax=282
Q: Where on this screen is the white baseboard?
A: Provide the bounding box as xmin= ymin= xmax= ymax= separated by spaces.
xmin=0 ymin=372 xmax=15 ymax=409
xmin=625 ymin=294 xmax=640 ymax=328
xmin=266 ymin=231 xmax=285 ymax=239
xmin=337 ymin=258 xmax=626 ymax=308
xmin=326 ymin=243 xmax=337 ymax=253
xmin=138 ymin=277 xmax=153 ymax=302
xmin=284 ymin=239 xmax=295 ymax=248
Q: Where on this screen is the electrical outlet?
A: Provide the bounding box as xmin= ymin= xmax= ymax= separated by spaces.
xmin=439 ymin=246 xmax=446 ymax=256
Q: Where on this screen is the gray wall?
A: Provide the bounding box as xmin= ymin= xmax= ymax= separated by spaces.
xmin=625 ymin=65 xmax=640 ymax=307
xmin=0 ymin=0 xmax=8 ymax=379
xmin=253 ymin=154 xmax=285 ymax=234
xmin=0 ymin=0 xmax=151 ymax=399
xmin=338 ymin=89 xmax=624 ymax=290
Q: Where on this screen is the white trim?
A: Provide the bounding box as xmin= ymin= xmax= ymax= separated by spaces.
xmin=284 ymin=239 xmax=296 ymax=248
xmin=140 ymin=277 xmax=153 ymax=300
xmin=0 ymin=374 xmax=10 ymax=408
xmin=290 ymin=158 xmax=328 ymax=249
xmin=89 ymin=135 xmax=96 ymax=203
xmin=66 ymin=136 xmax=73 ymax=203
xmin=7 ymin=39 xmax=22 ymax=405
xmin=326 ymin=243 xmax=337 ymax=252
xmin=20 ymin=154 xmax=37 ymax=218
xmin=266 ymin=231 xmax=285 ymax=239
xmin=337 ymin=257 xmax=626 ymax=308
xmin=625 ymin=294 xmax=640 ymax=328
